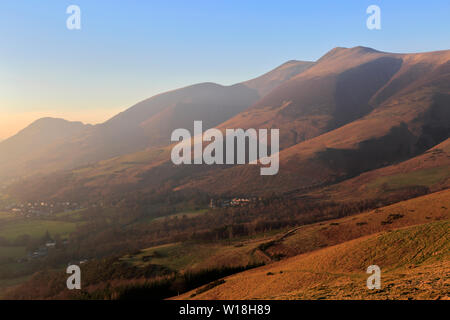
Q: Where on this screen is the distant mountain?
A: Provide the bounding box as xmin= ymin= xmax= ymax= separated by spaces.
xmin=0 ymin=117 xmax=88 ymax=152
xmin=0 ymin=60 xmax=312 ymax=180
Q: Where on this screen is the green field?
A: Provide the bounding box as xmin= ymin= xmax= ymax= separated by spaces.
xmin=121 ymin=242 xmax=220 ymax=271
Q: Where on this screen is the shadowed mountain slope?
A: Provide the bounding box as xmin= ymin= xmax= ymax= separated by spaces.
xmin=314 ymin=138 xmax=450 ymax=202
xmin=0 ymin=118 xmax=91 ymax=178
xmin=218 ymin=47 xmax=404 ymax=149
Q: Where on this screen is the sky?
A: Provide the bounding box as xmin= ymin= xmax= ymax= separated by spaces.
xmin=1 ymin=0 xmax=449 ymax=140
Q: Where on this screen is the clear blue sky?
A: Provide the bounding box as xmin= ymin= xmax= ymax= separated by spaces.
xmin=1 ymin=0 xmax=449 ymax=139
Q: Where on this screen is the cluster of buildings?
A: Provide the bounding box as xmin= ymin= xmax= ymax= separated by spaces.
xmin=209 ymin=197 xmax=259 ymax=208
xmin=19 ymin=240 xmax=72 ymax=263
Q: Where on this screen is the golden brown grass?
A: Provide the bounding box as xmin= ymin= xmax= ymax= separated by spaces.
xmin=175 ymin=190 xmax=450 ymax=300
xmin=177 ymin=220 xmax=449 ymax=300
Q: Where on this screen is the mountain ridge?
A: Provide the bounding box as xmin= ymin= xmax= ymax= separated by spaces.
xmin=0 ymin=59 xmax=313 ymax=180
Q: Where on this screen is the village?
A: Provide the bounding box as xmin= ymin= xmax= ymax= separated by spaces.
xmin=209 ymin=197 xmax=260 ymax=208
xmin=1 ymin=200 xmax=86 ymax=218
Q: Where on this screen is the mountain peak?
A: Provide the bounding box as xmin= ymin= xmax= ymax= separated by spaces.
xmin=350 ymin=46 xmax=379 ymax=53
xmin=30 ymin=117 xmax=84 ymax=127
xmin=329 ymin=46 xmax=378 ymax=52
xmin=319 ymin=46 xmax=380 ymax=61
xmin=8 ymin=117 xmax=88 ymax=141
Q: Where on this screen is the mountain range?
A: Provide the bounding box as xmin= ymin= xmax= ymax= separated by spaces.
xmin=2 ymin=46 xmax=449 ymax=203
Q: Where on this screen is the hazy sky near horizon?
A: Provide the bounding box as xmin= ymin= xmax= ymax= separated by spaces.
xmin=1 ymin=0 xmax=449 ymax=140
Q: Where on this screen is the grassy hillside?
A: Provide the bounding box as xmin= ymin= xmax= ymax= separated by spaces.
xmin=315 ymin=138 xmax=450 ymax=202
xmin=120 ymin=230 xmax=286 ymax=273
xmin=175 ymin=190 xmax=450 ymax=300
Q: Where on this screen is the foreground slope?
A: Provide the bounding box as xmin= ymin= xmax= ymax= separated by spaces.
xmin=181 ymin=221 xmax=449 ymax=300
xmin=176 ymin=190 xmax=450 ymax=300
xmin=127 ymin=189 xmax=450 ymax=276
xmin=5 ymin=47 xmax=450 ymax=202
